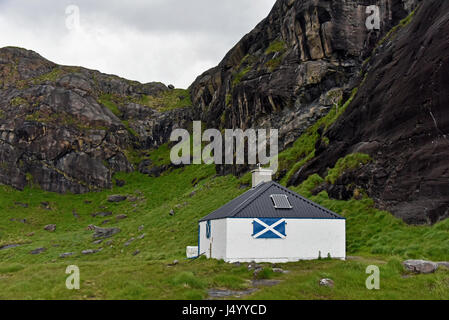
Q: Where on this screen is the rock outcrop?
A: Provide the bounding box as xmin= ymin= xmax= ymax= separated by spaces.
xmin=190 ymin=0 xmax=418 ymax=151
xmin=0 ymin=47 xmax=193 ymax=193
xmin=289 ymin=0 xmax=449 ymax=224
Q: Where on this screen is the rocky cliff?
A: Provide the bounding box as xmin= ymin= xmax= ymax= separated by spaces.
xmin=288 ymin=0 xmax=449 ymax=225
xmin=190 ymin=0 xmax=449 ymax=225
xmin=0 ymin=47 xmax=193 ymax=193
xmin=190 ymin=0 xmax=418 ymax=148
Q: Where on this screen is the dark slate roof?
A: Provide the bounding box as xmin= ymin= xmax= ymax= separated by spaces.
xmin=199 ymin=181 xmax=344 ymax=222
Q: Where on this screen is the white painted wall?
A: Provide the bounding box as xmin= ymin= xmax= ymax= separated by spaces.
xmin=198 ymin=219 xmax=227 ymax=260
xmin=225 ymin=218 xmax=346 ymax=263
xmin=199 ymin=218 xmax=346 ymax=263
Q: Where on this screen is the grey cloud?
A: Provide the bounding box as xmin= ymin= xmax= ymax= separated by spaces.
xmin=0 ymin=0 xmax=277 ymax=87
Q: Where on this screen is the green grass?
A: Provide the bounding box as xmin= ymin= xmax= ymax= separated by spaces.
xmin=0 ymin=149 xmax=448 ymax=299
xmin=265 ymin=40 xmax=287 ymax=55
xmin=138 ymin=89 xmax=192 ymax=112
xmin=247 ymin=257 xmax=449 ymax=300
xmin=279 ymin=88 xmax=358 ymax=184
xmin=10 ymin=96 xmax=28 ymax=107
xmin=232 ymin=66 xmax=252 ymax=87
xmin=265 ymin=56 xmax=284 ymax=72
xmin=225 ymin=93 xmax=232 ymax=106
xmin=148 ymin=143 xmax=173 ymax=167
xmin=291 ymin=175 xmax=449 ymax=261
xmin=264 ymin=39 xmax=288 ymax=71
xmin=378 ymin=9 xmax=416 ymax=46
xmin=325 ymin=153 xmax=372 ymax=184
xmin=98 ymin=94 xmax=121 ymax=117
xmin=31 ymin=67 xmax=66 ymax=84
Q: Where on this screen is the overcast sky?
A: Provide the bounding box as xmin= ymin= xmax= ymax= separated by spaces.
xmin=0 ymin=0 xmax=276 ymax=88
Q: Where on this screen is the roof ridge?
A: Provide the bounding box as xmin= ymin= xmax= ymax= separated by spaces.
xmin=227 ymin=182 xmax=274 ymax=218
xmin=270 ymin=182 xmax=342 ymax=219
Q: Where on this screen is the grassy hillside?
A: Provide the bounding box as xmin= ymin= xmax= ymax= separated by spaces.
xmin=0 ymin=87 xmax=448 ymax=299
xmin=1 ymin=85 xmax=448 ymax=299
xmin=0 ymin=148 xmax=448 ymax=299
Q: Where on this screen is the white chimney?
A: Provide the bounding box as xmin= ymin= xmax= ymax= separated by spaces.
xmin=252 ymin=165 xmax=273 ymax=188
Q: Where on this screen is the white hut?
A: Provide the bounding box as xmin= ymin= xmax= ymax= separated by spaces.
xmin=197 ymin=168 xmax=346 ymax=263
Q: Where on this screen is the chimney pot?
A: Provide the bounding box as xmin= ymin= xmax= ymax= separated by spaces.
xmin=252 ymin=167 xmax=273 ymax=188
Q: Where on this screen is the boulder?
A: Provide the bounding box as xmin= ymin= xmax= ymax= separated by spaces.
xmin=90 ymin=225 xmax=121 ymax=239
xmin=44 ymin=224 xmax=56 ymax=232
xmin=168 ymin=260 xmax=179 ymax=266
xmin=82 ymin=248 xmax=103 ymax=255
xmin=124 ymin=238 xmax=135 ymax=247
xmin=15 ymin=202 xmax=28 ymax=208
xmin=248 ymin=263 xmax=262 ymax=271
xmin=319 ymin=279 xmax=334 ymax=288
xmin=148 ymin=166 xmax=162 ymax=178
xmin=138 ymin=234 xmax=146 ymax=240
xmin=107 ymin=195 xmax=127 ymax=203
xmin=403 ymin=260 xmax=439 ymax=274
xmin=115 ymin=179 xmax=126 ymax=187
xmin=272 ymin=268 xmax=290 ymax=274
xmin=30 ymin=248 xmax=46 ymax=255
xmin=41 ymin=202 xmax=51 ymax=210
xmin=91 ymin=211 xmax=112 ymax=218
xmin=116 ymin=214 xmax=128 ymax=220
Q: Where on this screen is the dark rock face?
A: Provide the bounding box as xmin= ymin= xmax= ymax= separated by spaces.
xmin=107 ymin=195 xmax=127 ymax=203
xmin=190 ymin=0 xmax=416 ymax=151
xmin=291 ymin=0 xmax=449 ymax=225
xmin=0 ymin=244 xmax=21 ymax=250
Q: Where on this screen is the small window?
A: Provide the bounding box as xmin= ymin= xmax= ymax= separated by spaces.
xmin=270 ymin=194 xmax=292 ymax=209
xmin=206 ymin=220 xmax=211 ymax=239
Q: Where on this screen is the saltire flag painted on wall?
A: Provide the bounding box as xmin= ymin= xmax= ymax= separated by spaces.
xmin=252 ymin=218 xmax=286 ymax=239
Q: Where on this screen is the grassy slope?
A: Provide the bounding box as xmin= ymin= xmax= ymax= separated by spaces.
xmin=1 ymin=86 xmax=448 ymax=300
xmin=0 ymin=152 xmax=448 ymax=299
